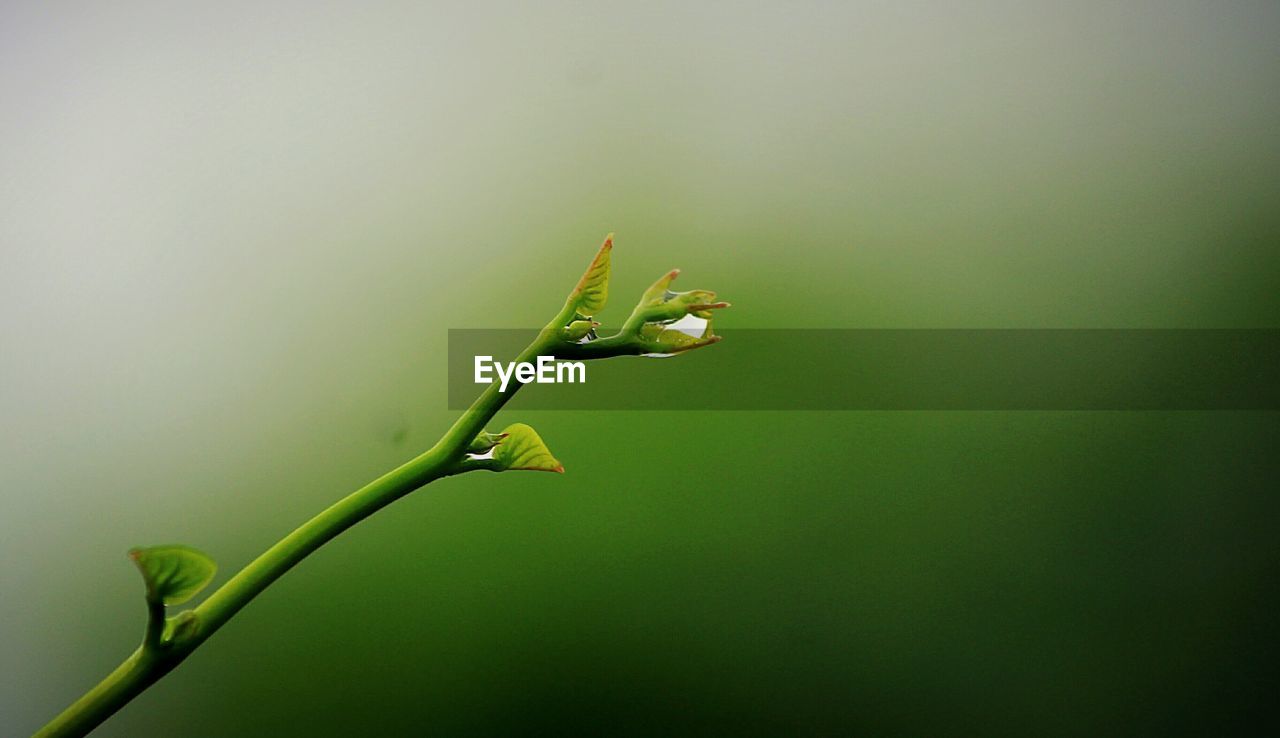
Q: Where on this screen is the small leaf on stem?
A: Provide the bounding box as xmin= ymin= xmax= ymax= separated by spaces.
xmin=567 ymin=234 xmax=612 ymax=316
xmin=639 ymin=318 xmax=723 ymax=354
xmin=162 ymin=610 xmax=201 ymax=644
xmin=630 ymin=269 xmax=730 ymax=324
xmin=491 ymin=423 xmax=564 ymax=473
xmin=561 ymin=319 xmax=600 ymax=342
xmin=466 ymin=431 xmax=509 ymax=453
xmin=128 ymin=545 xmax=217 ymax=606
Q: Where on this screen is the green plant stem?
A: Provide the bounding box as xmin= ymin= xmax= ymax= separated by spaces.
xmin=34 ymin=647 xmax=177 ymax=738
xmin=36 ymin=239 xmax=728 ymax=737
xmin=35 ymin=319 xmax=570 ymax=738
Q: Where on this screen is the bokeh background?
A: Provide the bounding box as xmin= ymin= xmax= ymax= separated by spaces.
xmin=3 ymin=1 xmax=1278 ymax=735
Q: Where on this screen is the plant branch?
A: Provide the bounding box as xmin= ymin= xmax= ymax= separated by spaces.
xmin=34 ymin=235 xmax=726 ymax=737
xmin=35 ymin=327 xmax=559 ymax=738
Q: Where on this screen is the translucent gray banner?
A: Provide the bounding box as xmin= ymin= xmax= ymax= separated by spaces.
xmin=448 ymin=329 xmax=1280 ymax=410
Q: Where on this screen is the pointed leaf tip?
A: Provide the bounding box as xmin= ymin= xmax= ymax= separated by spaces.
xmin=640 ymin=269 xmax=680 ymax=305
xmin=492 ymin=423 xmax=564 ymax=473
xmin=129 ymin=544 xmax=217 ymax=606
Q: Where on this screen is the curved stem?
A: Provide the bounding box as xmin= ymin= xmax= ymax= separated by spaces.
xmin=35 ymin=324 xmax=568 ymax=738
xmin=32 ymin=238 xmax=726 ymax=738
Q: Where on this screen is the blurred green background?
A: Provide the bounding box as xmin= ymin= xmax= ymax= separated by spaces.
xmin=2 ymin=1 xmax=1278 ymax=735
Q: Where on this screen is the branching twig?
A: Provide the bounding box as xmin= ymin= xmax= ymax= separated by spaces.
xmin=34 ymin=234 xmax=729 ymax=737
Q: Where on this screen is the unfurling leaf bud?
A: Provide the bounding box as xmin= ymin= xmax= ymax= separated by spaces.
xmin=474 ymin=423 xmax=564 ymax=473
xmin=596 ymin=267 xmax=730 ymax=356
xmin=561 ymin=320 xmax=600 ymax=342
xmin=466 ymin=431 xmax=509 ymax=453
xmin=128 ymin=545 xmax=217 ymax=606
xmin=638 ymin=320 xmax=723 ymax=354
xmin=163 ymin=610 xmax=202 ymax=644
xmin=629 ymin=269 xmax=730 ymax=325
xmin=565 ymin=234 xmax=612 ymax=317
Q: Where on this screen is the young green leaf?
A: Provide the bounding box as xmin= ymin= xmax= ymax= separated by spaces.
xmin=128 ymin=545 xmax=217 ymax=606
xmin=567 ymin=234 xmax=612 ymax=316
xmin=627 ymin=269 xmax=730 ymax=326
xmin=490 ymin=422 xmax=564 ymax=473
xmin=638 ymin=268 xmax=680 ymax=305
xmin=638 ymin=321 xmax=723 ymax=354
